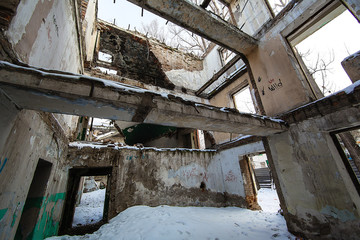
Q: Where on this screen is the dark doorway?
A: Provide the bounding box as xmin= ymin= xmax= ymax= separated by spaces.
xmin=59 ymin=167 xmax=112 ymax=236
xmin=15 ymin=159 xmax=53 ymax=240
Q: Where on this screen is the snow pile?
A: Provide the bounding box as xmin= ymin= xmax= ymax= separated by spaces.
xmin=51 ymin=205 xmax=294 ymax=240
xmin=72 ymin=189 xmax=106 ymax=227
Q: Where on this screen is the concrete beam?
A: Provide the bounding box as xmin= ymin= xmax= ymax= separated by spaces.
xmin=341 ymin=0 xmax=360 ymax=23
xmin=127 ymin=0 xmax=258 ymax=55
xmin=0 ymin=61 xmax=288 ymax=136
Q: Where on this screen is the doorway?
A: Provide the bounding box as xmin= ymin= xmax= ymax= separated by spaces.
xmin=59 ymin=167 xmax=112 ymax=235
xmin=15 ymin=159 xmax=53 ymax=240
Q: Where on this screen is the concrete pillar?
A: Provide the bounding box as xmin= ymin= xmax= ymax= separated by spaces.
xmin=341 ymin=50 xmax=360 ymax=83
xmin=266 ymin=123 xmax=360 ymax=239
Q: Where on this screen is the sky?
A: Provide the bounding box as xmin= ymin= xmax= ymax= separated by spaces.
xmin=97 ymin=0 xmax=166 ymax=32
xmin=295 ymin=10 xmax=360 ymax=95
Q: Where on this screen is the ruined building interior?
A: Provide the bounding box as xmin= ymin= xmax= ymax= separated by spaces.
xmin=0 ymin=0 xmax=360 ymax=239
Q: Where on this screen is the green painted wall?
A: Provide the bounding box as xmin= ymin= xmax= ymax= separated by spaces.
xmin=14 ymin=192 xmax=65 ymax=240
xmin=123 ymin=123 xmax=177 ymax=145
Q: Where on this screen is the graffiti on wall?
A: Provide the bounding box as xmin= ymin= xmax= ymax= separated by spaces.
xmin=126 ymin=154 xmax=149 ymax=161
xmin=225 ymin=170 xmax=237 ymax=182
xmin=0 ymin=157 xmax=8 ymax=174
xmin=268 ymin=79 xmax=283 ymax=92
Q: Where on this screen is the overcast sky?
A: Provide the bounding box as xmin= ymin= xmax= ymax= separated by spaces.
xmin=296 ymin=10 xmax=360 ymax=95
xmin=97 ymin=0 xmax=165 ymax=31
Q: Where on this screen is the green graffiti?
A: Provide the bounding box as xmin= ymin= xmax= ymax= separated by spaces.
xmin=11 ymin=210 xmax=17 ymax=227
xmin=0 ymin=208 xmax=8 ymax=221
xmin=14 ymin=192 xmax=66 ymax=240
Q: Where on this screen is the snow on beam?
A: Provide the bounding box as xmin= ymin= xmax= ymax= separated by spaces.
xmin=0 ymin=61 xmax=287 ymax=136
xmin=127 ymin=0 xmax=258 ymax=55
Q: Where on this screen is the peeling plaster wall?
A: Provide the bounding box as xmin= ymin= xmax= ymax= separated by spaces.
xmin=165 ymin=46 xmax=224 ymax=91
xmin=5 ymin=0 xmax=82 ymax=138
xmin=267 ymin=117 xmax=360 ymax=239
xmin=247 ymin=0 xmax=328 ymax=116
xmin=6 ymin=0 xmax=82 ymax=73
xmin=0 ymin=1 xmax=83 ymax=238
xmin=0 ymin=111 xmax=69 ymax=240
xmin=67 ymin=146 xmax=250 ymax=219
xmin=82 ymin=0 xmax=98 ymax=64
xmin=82 ymin=0 xmax=97 ymax=62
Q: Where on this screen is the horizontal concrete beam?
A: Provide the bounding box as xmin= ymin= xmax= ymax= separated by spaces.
xmin=0 ymin=61 xmax=288 ymax=136
xmin=127 ymin=0 xmax=258 ymax=55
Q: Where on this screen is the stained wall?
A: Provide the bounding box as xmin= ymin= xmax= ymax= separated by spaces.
xmin=67 ymin=144 xmax=256 ymax=219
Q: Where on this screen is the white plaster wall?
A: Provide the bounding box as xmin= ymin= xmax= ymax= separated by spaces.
xmin=28 ymin=1 xmax=81 ymax=73
xmin=165 ymin=46 xmax=224 ymax=91
xmin=83 ymin=0 xmax=98 ymax=62
xmin=6 ymin=0 xmax=82 ymax=138
xmin=214 ymin=148 xmax=246 ymax=196
xmin=164 ymin=152 xmax=225 ymax=193
xmin=7 ymin=0 xmax=82 ymax=73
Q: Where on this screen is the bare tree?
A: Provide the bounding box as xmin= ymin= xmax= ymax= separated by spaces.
xmin=269 ymin=0 xmax=290 ymax=14
xmin=141 ymin=20 xmax=167 ymax=43
xmin=299 ymin=49 xmax=336 ymax=95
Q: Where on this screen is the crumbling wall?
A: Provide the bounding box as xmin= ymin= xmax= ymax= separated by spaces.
xmin=96 ymin=23 xmax=175 ymax=90
xmin=265 ymin=85 xmax=360 ymax=239
xmin=0 ymin=0 xmax=83 ymax=239
xmin=6 ymin=0 xmax=82 ymax=73
xmin=95 ymin=21 xmax=226 ymax=92
xmin=0 ymin=111 xmax=69 ymax=240
xmin=67 ymin=145 xmax=251 ymax=219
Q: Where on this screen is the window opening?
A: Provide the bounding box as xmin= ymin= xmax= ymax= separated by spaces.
xmin=98 ymin=52 xmax=112 ymax=63
xmin=333 ymin=128 xmax=360 ymax=187
xmin=220 ymin=48 xmax=236 ymax=66
xmin=266 ymin=0 xmax=290 ymax=16
xmin=232 ymin=85 xmax=256 ymax=114
xmin=72 ymin=175 xmax=108 ymax=228
xmin=289 ymin=5 xmax=360 ymax=96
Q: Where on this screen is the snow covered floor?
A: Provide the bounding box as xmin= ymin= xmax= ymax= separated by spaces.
xmin=48 ymin=188 xmax=294 ymax=240
xmin=72 ymin=189 xmax=106 ymax=227
xmin=257 ymin=188 xmax=281 ymax=213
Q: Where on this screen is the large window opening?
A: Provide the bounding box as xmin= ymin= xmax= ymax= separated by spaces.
xmin=288 ymin=3 xmax=360 ymax=96
xmin=266 ymin=0 xmax=290 ymax=16
xmin=15 ymin=159 xmax=52 ymax=240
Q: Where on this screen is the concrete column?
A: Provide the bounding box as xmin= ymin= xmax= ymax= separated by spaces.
xmin=341 ymin=50 xmax=360 ymax=83
xmin=266 ymin=123 xmax=360 ymax=239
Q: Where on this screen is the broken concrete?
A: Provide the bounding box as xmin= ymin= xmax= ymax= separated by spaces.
xmin=0 ymin=61 xmax=288 ymax=136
